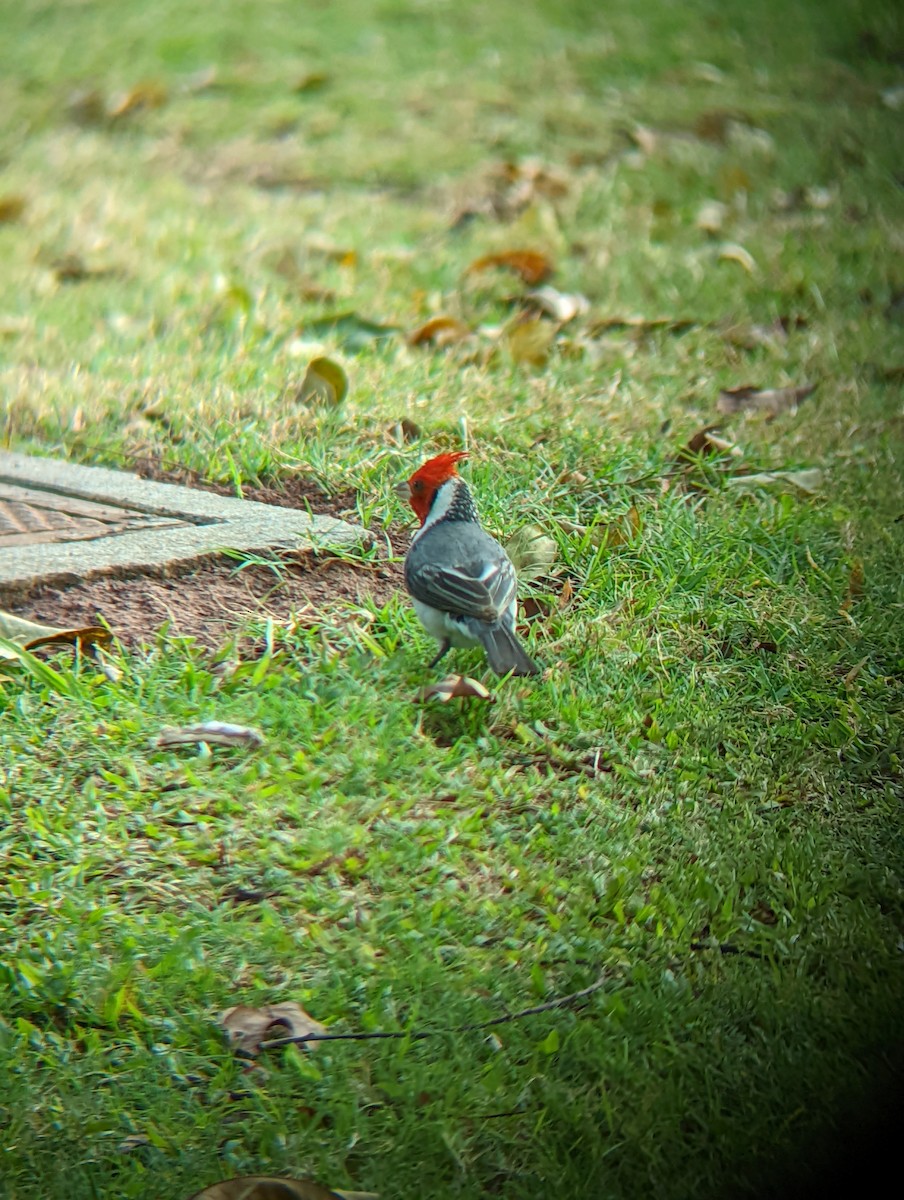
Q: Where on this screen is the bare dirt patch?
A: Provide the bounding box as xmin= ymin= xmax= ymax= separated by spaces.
xmin=8 ymin=463 xmax=408 ymax=649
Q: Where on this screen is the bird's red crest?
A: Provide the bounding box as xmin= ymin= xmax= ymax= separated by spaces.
xmin=409 ymin=451 xmax=468 ymax=487
xmin=404 ymin=451 xmax=468 ymax=525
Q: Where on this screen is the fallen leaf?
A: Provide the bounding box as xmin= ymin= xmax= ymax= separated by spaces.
xmin=718 ymin=242 xmax=757 ymax=273
xmin=717 ymin=383 xmax=815 ymax=417
xmin=725 ymin=469 xmax=823 ymax=495
xmin=0 ymin=611 xmax=111 ymax=659
xmin=304 ymin=312 xmax=399 ymax=352
xmin=66 ymin=86 xmax=107 ymax=125
xmin=296 ymin=357 xmax=348 ymax=407
xmin=525 ymin=286 xmax=589 ymax=323
xmin=505 ymin=318 xmax=555 ymax=365
xmin=469 ymin=249 xmax=554 ymax=285
xmin=408 ymin=315 xmax=471 ymax=347
xmin=419 ymin=675 xmax=495 ymax=703
xmin=557 ymin=506 xmax=641 ymax=550
xmin=186 ymin=1176 xmax=375 ymax=1200
xmin=220 ymin=1002 xmax=327 ymax=1057
xmin=696 ymin=200 xmax=727 ymax=235
xmin=0 ymin=194 xmax=26 ymax=223
xmin=156 ymin=722 xmax=266 ymax=749
xmin=694 ymin=109 xmax=734 ymax=143
xmin=753 ymin=640 xmax=779 ymax=653
xmin=505 ymin=525 xmax=558 ymax=580
xmin=293 ymin=71 xmax=330 ymax=93
xmin=386 ymin=418 xmax=422 ymax=444
xmin=677 ymin=426 xmax=741 ymax=461
xmin=107 ymin=80 xmax=168 ymax=119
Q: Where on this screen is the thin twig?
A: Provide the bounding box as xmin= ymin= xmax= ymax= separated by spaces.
xmin=260 ymin=972 xmax=610 ymax=1050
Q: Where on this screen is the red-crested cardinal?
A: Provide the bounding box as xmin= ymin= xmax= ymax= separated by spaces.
xmin=394 ymin=451 xmax=539 ymax=677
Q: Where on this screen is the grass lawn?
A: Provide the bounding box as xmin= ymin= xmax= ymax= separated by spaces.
xmin=1 ymin=0 xmax=903 ymax=1196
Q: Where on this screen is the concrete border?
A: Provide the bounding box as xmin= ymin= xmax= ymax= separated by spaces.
xmin=0 ymin=451 xmax=368 ymax=597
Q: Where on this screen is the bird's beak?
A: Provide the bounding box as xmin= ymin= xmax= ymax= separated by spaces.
xmin=393 ymin=481 xmax=411 ymax=500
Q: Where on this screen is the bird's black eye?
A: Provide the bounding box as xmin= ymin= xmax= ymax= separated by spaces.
xmin=412 ymin=479 xmax=424 ymax=493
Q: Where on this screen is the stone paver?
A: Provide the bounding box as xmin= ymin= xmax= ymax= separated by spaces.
xmin=0 ymin=452 xmax=367 ymax=597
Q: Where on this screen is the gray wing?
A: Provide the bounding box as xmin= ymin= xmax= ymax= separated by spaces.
xmin=406 ymin=557 xmax=517 ymax=623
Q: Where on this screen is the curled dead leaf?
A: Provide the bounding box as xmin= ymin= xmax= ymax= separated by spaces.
xmin=525 ymin=286 xmax=589 ymax=323
xmin=107 ymin=80 xmax=168 ymax=119
xmin=505 ymin=525 xmax=558 ymax=581
xmin=156 ymin=722 xmax=265 ymax=749
xmin=696 ymin=200 xmax=727 ymax=235
xmin=0 ymin=611 xmax=112 ymax=659
xmin=419 ymin=675 xmax=494 ymax=704
xmin=725 ymin=468 xmax=823 ymax=496
xmin=293 ymin=71 xmax=330 ymax=93
xmin=186 ymin=1176 xmax=376 ymax=1200
xmin=296 ymin=357 xmax=349 ymax=407
xmin=386 ymin=417 xmax=423 ymax=445
xmin=0 ymin=194 xmax=26 ymax=223
xmin=408 ymin=315 xmax=471 ymax=347
xmin=505 ymin=318 xmax=555 ymax=366
xmin=717 ymin=383 xmax=816 ymax=417
xmin=718 ymin=243 xmax=757 ymax=273
xmin=677 ymin=427 xmax=741 ymax=461
xmin=468 ymin=249 xmax=554 ymax=285
xmin=557 ymin=506 xmax=641 ymax=550
xmin=220 ymin=1002 xmax=327 ymax=1057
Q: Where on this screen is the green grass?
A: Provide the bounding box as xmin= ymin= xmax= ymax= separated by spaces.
xmin=1 ymin=0 xmax=903 ymax=1197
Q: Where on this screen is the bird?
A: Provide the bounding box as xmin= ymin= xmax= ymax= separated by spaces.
xmin=394 ymin=451 xmax=539 ymax=677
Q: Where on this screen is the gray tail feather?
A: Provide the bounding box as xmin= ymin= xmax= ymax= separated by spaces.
xmin=480 ymin=624 xmax=539 ymax=677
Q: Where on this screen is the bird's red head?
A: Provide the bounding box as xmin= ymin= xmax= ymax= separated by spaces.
xmin=401 ymin=451 xmax=468 ymax=525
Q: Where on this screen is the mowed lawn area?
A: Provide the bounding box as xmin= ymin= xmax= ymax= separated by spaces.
xmin=1 ymin=1 xmax=902 ymax=1197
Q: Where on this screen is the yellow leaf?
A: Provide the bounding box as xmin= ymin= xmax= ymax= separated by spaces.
xmin=297 ymin=357 xmax=348 ymax=407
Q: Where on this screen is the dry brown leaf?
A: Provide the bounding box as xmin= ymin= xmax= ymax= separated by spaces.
xmin=0 ymin=194 xmax=26 ymax=223
xmin=408 ymin=315 xmax=471 ymax=347
xmin=557 ymin=506 xmax=641 ymax=550
xmin=725 ymin=468 xmax=823 ymax=495
xmin=220 ymin=1002 xmax=327 ymax=1057
xmin=0 ymin=611 xmax=112 ymax=660
xmin=386 ymin=417 xmax=423 ymax=445
xmin=186 ymin=1176 xmax=376 ymax=1200
xmin=50 ymin=253 xmax=115 ymax=283
xmin=296 ymin=357 xmax=348 ymax=407
xmin=696 ymin=200 xmax=727 ymax=236
xmin=107 ymin=80 xmax=168 ymax=119
xmin=505 ymin=318 xmax=555 ymax=365
xmin=718 ymin=243 xmax=757 ymax=273
xmin=469 ymin=249 xmax=554 ymax=285
xmin=293 ymin=71 xmax=330 ymax=93
xmin=677 ymin=426 xmax=741 ymax=461
xmin=525 ymin=286 xmax=589 ymax=323
xmin=419 ymin=675 xmax=494 ymax=703
xmin=505 ymin=525 xmax=558 ymax=581
xmin=156 ymin=722 xmax=265 ymax=749
xmin=717 ymin=383 xmax=815 ymax=416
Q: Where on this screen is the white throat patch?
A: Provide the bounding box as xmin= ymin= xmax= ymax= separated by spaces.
xmin=411 ymin=477 xmax=459 ymax=543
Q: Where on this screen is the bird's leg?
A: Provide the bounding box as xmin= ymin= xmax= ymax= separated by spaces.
xmin=428 ymin=640 xmax=451 ymax=669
